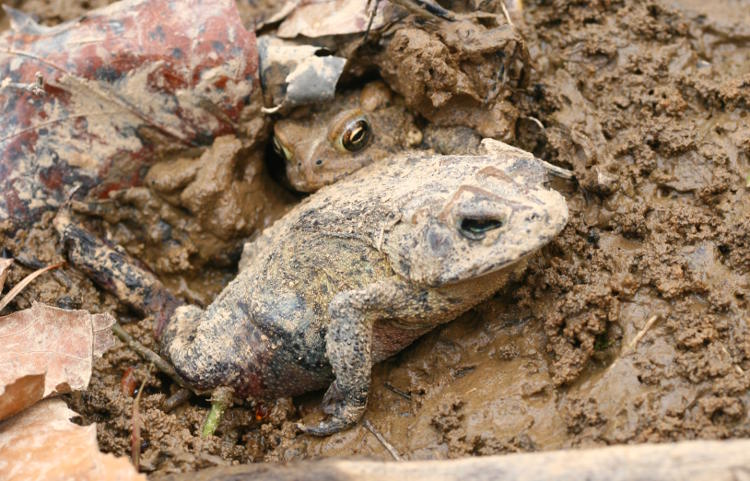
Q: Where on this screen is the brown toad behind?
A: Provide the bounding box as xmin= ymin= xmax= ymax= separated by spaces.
xmin=272 ymin=81 xmax=424 ymax=192
xmin=161 ymin=139 xmax=569 ymax=435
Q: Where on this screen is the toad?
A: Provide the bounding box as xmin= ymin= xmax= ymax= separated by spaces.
xmin=272 ymin=81 xmax=424 ymax=192
xmin=161 ymin=139 xmax=569 ymax=435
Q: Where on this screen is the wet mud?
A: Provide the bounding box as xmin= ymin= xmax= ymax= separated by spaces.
xmin=1 ymin=0 xmax=749 ymax=477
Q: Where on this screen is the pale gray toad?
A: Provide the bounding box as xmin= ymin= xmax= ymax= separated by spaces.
xmin=161 ymin=139 xmax=569 ymax=435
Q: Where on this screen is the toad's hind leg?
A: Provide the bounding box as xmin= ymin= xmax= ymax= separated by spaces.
xmin=299 ymin=281 xmax=415 ymax=436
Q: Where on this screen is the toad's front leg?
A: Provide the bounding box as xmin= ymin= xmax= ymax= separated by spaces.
xmin=299 ymin=281 xmax=412 ymax=436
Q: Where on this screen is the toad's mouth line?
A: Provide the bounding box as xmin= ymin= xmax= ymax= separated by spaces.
xmin=436 ymin=232 xmax=561 ymax=286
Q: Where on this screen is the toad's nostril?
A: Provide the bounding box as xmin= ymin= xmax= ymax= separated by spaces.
xmin=315 ymin=159 xmax=324 ymax=166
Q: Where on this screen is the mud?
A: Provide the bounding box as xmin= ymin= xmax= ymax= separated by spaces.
xmin=1 ymin=0 xmax=749 ymax=477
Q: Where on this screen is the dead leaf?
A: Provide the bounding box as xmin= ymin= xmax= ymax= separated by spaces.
xmin=0 ymin=0 xmax=261 ymax=231
xmin=277 ymin=0 xmax=396 ymax=38
xmin=0 ymin=398 xmax=145 ymax=481
xmin=0 ymin=303 xmax=115 ymax=421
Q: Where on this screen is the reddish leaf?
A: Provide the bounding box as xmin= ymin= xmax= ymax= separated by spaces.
xmin=0 ymin=0 xmax=262 ymax=230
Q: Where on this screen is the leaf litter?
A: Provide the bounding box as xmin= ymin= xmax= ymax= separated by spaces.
xmin=0 ymin=398 xmax=145 ymax=481
xmin=0 ymin=258 xmax=140 ymax=479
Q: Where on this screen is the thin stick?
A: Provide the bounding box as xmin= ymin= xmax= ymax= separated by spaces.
xmin=388 ymin=0 xmax=452 ymax=22
xmin=627 ymin=315 xmax=659 ymax=353
xmin=131 ymin=366 xmax=151 ymax=471
xmin=524 ymin=116 xmax=545 ymax=131
xmin=384 ymin=382 xmax=412 ymax=401
xmin=500 ymin=0 xmax=514 ymax=28
xmin=0 ymin=262 xmax=63 ymax=312
xmin=111 ymin=323 xmax=192 ymax=392
xmin=364 ymin=420 xmax=402 ymax=461
xmin=606 ymin=315 xmax=659 ymax=374
xmin=363 ymin=0 xmax=381 ymax=43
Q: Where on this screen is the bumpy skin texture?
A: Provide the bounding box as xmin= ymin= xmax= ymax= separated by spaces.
xmin=162 ymin=139 xmax=568 ymax=435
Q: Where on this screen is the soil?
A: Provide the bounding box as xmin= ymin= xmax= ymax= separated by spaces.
xmin=1 ymin=0 xmax=749 ymax=477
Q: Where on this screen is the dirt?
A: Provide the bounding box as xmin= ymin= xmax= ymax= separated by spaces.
xmin=1 ymin=0 xmax=749 ymax=477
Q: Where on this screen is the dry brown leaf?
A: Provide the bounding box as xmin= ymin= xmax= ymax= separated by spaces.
xmin=277 ymin=0 xmax=395 ymax=38
xmin=0 ymin=303 xmax=115 ymax=421
xmin=0 ymin=398 xmax=145 ymax=481
xmin=0 ymin=258 xmax=12 ymax=292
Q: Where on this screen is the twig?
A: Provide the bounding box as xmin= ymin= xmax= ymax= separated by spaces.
xmin=363 ymin=0 xmax=381 ymax=43
xmin=606 ymin=315 xmax=659 ymax=374
xmin=111 ymin=323 xmax=192 ymax=392
xmin=384 ymin=382 xmax=412 ymax=401
xmin=388 ymin=0 xmax=453 ymax=22
xmin=524 ymin=116 xmax=545 ymax=131
xmin=0 ymin=262 xmax=63 ymax=312
xmin=364 ymin=420 xmax=402 ymax=461
xmin=131 ymin=365 xmax=152 ymax=471
xmin=500 ymin=0 xmax=514 ymax=28
xmin=627 ymin=315 xmax=659 ymax=353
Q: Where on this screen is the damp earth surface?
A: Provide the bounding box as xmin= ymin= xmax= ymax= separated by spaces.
xmin=1 ymin=0 xmax=749 ymax=477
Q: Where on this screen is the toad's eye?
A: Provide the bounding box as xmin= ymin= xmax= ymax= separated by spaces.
xmin=340 ymin=118 xmax=371 ymax=152
xmin=272 ymin=136 xmax=293 ymax=161
xmin=459 ymin=217 xmax=504 ymax=240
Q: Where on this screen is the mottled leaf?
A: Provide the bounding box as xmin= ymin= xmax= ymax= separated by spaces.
xmin=0 ymin=0 xmax=261 ymax=231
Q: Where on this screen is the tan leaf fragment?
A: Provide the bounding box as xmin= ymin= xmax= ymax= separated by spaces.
xmin=0 ymin=258 xmax=12 ymax=291
xmin=277 ymin=0 xmax=394 ymax=38
xmin=0 ymin=398 xmax=145 ymax=481
xmin=0 ymin=302 xmax=115 ymax=421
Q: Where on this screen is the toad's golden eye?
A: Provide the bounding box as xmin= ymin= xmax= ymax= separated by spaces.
xmin=340 ymin=118 xmax=371 ymax=152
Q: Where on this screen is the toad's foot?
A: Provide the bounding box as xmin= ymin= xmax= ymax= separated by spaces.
xmin=298 ymin=281 xmax=414 ymax=436
xmin=297 ymin=415 xmax=360 ymax=437
xmin=297 ymin=381 xmax=366 ymax=436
